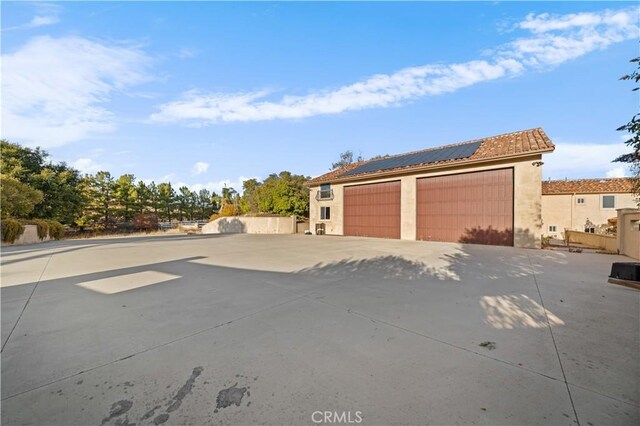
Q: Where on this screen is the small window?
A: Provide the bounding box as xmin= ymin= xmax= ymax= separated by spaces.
xmin=320 ymin=206 xmax=330 ymax=220
xmin=585 ymin=227 xmax=595 ymax=234
xmin=317 ymin=184 xmax=333 ymax=200
xmin=576 ymin=197 xmax=585 ymax=205
xmin=602 ymin=195 xmax=615 ymax=209
xmin=548 ymin=225 xmax=557 ymax=232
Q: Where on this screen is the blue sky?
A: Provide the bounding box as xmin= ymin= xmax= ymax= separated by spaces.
xmin=2 ymin=1 xmax=638 ymax=194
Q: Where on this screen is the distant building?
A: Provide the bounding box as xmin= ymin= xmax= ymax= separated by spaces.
xmin=541 ymin=178 xmax=638 ymax=238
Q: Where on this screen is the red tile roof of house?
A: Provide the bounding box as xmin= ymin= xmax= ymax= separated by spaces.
xmin=542 ymin=178 xmax=636 ymax=195
xmin=308 ymin=128 xmax=554 ymax=185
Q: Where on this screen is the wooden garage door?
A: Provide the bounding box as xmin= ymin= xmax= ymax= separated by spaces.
xmin=344 ymin=181 xmax=401 ymax=239
xmin=417 ymin=169 xmax=513 ymax=246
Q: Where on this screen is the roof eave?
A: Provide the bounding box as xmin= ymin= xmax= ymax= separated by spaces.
xmin=308 ymin=148 xmax=554 ymax=186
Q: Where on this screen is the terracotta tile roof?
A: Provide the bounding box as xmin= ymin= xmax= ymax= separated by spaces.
xmin=542 ymin=178 xmax=636 ymax=195
xmin=308 ymin=128 xmax=554 ymax=185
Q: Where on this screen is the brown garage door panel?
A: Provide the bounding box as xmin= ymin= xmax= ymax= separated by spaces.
xmin=417 ymin=169 xmax=513 ymax=246
xmin=344 ymin=181 xmax=401 ymax=239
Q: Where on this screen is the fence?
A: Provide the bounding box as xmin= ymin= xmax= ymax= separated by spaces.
xmin=565 ymin=230 xmax=618 ymax=252
xmin=158 ymin=220 xmax=208 ymax=230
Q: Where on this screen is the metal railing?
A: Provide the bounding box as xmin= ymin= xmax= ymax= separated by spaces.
xmin=315 ymin=189 xmax=334 ymax=201
xmin=158 ymin=220 xmax=209 ymax=230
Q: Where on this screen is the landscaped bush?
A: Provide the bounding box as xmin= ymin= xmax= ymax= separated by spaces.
xmin=218 ymin=204 xmax=240 ymax=217
xmin=209 ymin=213 xmax=220 ymax=222
xmin=133 ymin=214 xmax=159 ymax=232
xmin=46 ymin=220 xmax=65 ymax=240
xmin=2 ymin=219 xmax=25 ymax=243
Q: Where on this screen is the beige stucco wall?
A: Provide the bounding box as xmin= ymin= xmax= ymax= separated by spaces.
xmin=202 ymin=216 xmax=296 ymax=234
xmin=542 ymin=192 xmax=638 ymax=238
xmin=565 ymin=230 xmax=618 ymax=252
xmin=617 ymin=209 xmax=640 ymax=260
xmin=309 ymin=155 xmax=544 ymax=248
xmin=2 ymin=225 xmax=51 ymax=246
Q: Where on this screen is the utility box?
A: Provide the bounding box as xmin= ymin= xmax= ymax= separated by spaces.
xmin=609 ymin=262 xmax=640 ymax=281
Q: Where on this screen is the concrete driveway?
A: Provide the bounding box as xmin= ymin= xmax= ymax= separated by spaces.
xmin=1 ymin=234 xmax=638 ymax=425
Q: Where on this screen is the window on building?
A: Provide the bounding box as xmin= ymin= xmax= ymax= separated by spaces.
xmin=320 ymin=206 xmax=331 ymax=220
xmin=576 ymin=197 xmax=585 ymax=205
xmin=548 ymin=225 xmax=557 ymax=233
xmin=602 ymin=195 xmax=615 ymax=209
xmin=317 ymin=184 xmax=333 ymax=200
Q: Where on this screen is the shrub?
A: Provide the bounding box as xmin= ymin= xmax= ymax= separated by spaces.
xmin=209 ymin=213 xmax=220 ymax=222
xmin=133 ymin=214 xmax=159 ymax=232
xmin=2 ymin=219 xmax=25 ymax=243
xmin=47 ymin=220 xmax=65 ymax=240
xmin=218 ymin=204 xmax=240 ymax=217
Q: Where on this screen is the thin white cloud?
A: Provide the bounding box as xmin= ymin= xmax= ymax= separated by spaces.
xmin=3 ymin=3 xmax=62 ymax=31
xmin=182 ymin=176 xmax=257 ymax=195
xmin=73 ymin=158 xmax=106 ymax=175
xmin=151 ymin=7 xmax=639 ymax=126
xmin=191 ymin=161 xmax=209 ymax=176
xmin=606 ymin=166 xmax=629 ymax=178
xmin=177 ymin=47 xmax=199 ymax=59
xmin=2 ymin=36 xmax=152 ymax=147
xmin=543 ymin=142 xmax=631 ymax=179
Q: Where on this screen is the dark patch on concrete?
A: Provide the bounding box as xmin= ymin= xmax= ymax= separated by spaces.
xmin=141 ymin=405 xmax=161 ymax=421
xmin=123 ymin=381 xmax=134 ymax=387
xmin=76 ymin=380 xmax=83 ymax=385
xmin=114 ymin=416 xmax=135 ymax=426
xmin=479 ymin=341 xmax=496 ymax=350
xmin=216 ymin=383 xmax=247 ymax=410
xmin=166 ymin=366 xmax=204 ymax=413
xmin=101 ymin=400 xmax=133 ymax=425
xmin=247 ymin=401 xmax=251 ymax=407
xmin=153 ymin=413 xmax=169 ymax=425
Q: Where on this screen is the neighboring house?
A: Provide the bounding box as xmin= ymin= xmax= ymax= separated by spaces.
xmin=308 ymin=128 xmax=554 ymax=248
xmin=541 ymin=178 xmax=639 ymax=238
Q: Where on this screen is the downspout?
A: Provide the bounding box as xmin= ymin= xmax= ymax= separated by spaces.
xmin=570 ymin=192 xmax=574 ymax=230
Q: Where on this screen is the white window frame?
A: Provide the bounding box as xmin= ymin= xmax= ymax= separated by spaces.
xmin=320 ymin=206 xmax=331 ymax=221
xmin=548 ymin=225 xmax=557 ymax=233
xmin=576 ymin=197 xmax=585 ymax=205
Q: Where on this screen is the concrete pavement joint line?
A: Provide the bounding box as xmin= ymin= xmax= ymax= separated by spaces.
xmin=527 ymin=254 xmax=581 ymax=426
xmin=303 ymin=295 xmax=563 ymax=383
xmin=1 ymin=253 xmax=53 ymax=353
xmin=0 ymin=293 xmax=308 ymax=402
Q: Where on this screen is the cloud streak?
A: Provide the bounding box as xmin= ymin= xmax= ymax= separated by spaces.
xmin=191 ymin=161 xmax=209 ymax=176
xmin=3 ymin=2 xmax=62 ymax=31
xmin=150 ymin=7 xmax=639 ymax=126
xmin=2 ymin=36 xmax=153 ymax=147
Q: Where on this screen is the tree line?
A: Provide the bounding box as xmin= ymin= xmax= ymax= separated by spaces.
xmin=0 ymin=140 xmax=312 ymax=231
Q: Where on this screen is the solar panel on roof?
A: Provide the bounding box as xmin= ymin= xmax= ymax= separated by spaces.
xmin=341 ymin=141 xmax=482 ymax=177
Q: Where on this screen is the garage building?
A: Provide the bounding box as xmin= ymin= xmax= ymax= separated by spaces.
xmin=308 ymin=128 xmax=555 ymax=248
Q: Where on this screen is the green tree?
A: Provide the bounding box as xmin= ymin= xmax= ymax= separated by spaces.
xmin=331 ymin=150 xmax=363 ymax=170
xmin=158 ymin=182 xmax=175 ymax=222
xmin=135 ymin=181 xmax=151 ymax=215
xmin=0 ymin=175 xmax=44 ymax=219
xmin=30 ymin=163 xmax=84 ymax=224
xmin=248 ymin=171 xmax=310 ymax=217
xmin=239 ymin=178 xmax=261 ymax=214
xmin=197 ymin=189 xmax=212 ymax=220
xmin=615 ymin=56 xmax=640 ymax=197
xmin=79 ymin=171 xmax=116 ymax=227
xmin=0 ymin=141 xmax=84 ymax=224
xmin=177 ymin=186 xmax=197 ymax=220
xmin=147 ymin=181 xmax=160 ymax=217
xmin=115 ymin=174 xmax=138 ymax=221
